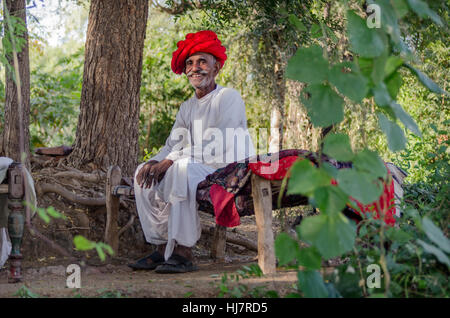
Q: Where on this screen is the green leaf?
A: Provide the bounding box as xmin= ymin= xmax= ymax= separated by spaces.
xmin=391 ymin=0 xmax=409 ymax=19
xmin=407 ymin=0 xmax=443 ymax=26
xmin=37 ymin=208 xmax=50 ymax=224
xmin=297 ymin=270 xmax=328 ymax=298
xmin=286 ymin=45 xmax=329 ymax=84
xmin=325 ymin=282 xmax=342 ymax=298
xmin=314 ymin=186 xmax=348 ymax=215
xmin=390 ymin=103 xmax=422 ymax=137
xmin=98 ymin=242 xmax=115 ymax=256
xmin=301 ymin=83 xmax=344 ymax=127
xmin=287 ymin=159 xmax=331 ymax=195
xmin=322 ymin=133 xmax=354 ymax=162
xmin=386 ymin=227 xmax=413 ymax=243
xmin=358 ymin=57 xmax=374 ymax=79
xmin=96 ymin=245 xmax=106 ymax=261
xmin=288 ymin=14 xmax=307 ymax=31
xmin=275 ymin=233 xmax=299 ymax=266
xmin=371 ymin=0 xmax=402 ymax=43
xmin=404 ymin=64 xmax=449 ymax=96
xmin=422 ymin=217 xmax=450 ymax=253
xmin=329 ymin=62 xmax=368 ymax=102
xmin=46 ymin=206 xmax=67 ymax=220
xmin=73 ymin=235 xmax=95 ymax=251
xmin=333 ymin=268 xmax=363 ymax=298
xmin=353 ymin=149 xmax=387 ymax=179
xmin=299 ymin=213 xmax=356 ymax=259
xmin=347 ymin=10 xmax=385 ymax=58
xmin=310 ymin=23 xmax=323 ymax=38
xmin=296 ymin=246 xmax=322 ymax=270
xmin=13 ymin=286 xmax=41 ymax=298
xmin=377 ymin=113 xmax=407 ymax=152
xmin=385 ymin=71 xmax=403 ymax=99
xmin=336 ymin=169 xmax=383 ymax=205
xmin=417 ymin=240 xmax=450 ymax=267
xmin=372 ymin=51 xmax=389 ymax=84
xmin=322 ymin=162 xmax=339 ymax=179
xmin=373 ymin=82 xmax=392 ymax=107
xmin=384 ymin=56 xmax=404 ymax=78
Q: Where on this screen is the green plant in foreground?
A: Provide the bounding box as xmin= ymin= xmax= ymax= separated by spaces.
xmin=13 ymin=285 xmax=41 ymax=298
xmin=96 ymin=288 xmax=125 ymax=298
xmin=73 ymin=235 xmax=114 ymax=262
xmin=24 ymin=203 xmax=67 ymax=224
xmin=26 ymin=203 xmax=114 ymax=262
xmin=217 ymin=264 xmax=280 ymax=298
xmin=275 ymin=0 xmax=448 ymax=298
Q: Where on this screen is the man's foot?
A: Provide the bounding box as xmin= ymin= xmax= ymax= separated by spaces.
xmin=154 ymin=253 xmax=198 ymax=274
xmin=155 ymin=245 xmax=197 ymax=274
xmin=128 ymin=245 xmax=166 ymax=270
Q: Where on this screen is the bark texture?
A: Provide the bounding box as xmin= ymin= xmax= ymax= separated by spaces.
xmin=0 ymin=0 xmax=30 ymax=168
xmin=268 ymin=55 xmax=286 ymax=153
xmin=68 ymin=0 xmax=149 ymax=176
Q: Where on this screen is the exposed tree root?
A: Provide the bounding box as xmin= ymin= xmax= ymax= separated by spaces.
xmin=36 ymin=182 xmax=106 ymax=206
xmin=118 ymin=214 xmax=136 ymax=237
xmin=53 ymin=170 xmax=105 ymax=183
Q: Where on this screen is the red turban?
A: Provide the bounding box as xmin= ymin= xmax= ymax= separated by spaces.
xmin=171 ymin=30 xmax=227 ymax=75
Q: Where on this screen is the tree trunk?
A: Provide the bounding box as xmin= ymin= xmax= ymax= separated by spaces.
xmin=0 ymin=0 xmax=30 ymax=168
xmin=67 ymin=0 xmax=149 ymax=176
xmin=268 ymin=57 xmax=286 ymax=153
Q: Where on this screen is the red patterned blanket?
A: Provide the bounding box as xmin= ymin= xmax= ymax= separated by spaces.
xmin=196 ymin=149 xmax=396 ymax=227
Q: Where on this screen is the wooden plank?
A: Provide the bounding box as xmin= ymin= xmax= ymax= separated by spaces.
xmin=251 ymin=173 xmax=276 ymax=274
xmin=210 ymin=224 xmax=227 ymax=261
xmin=0 ymin=184 xmax=8 ymax=194
xmin=105 ymin=165 xmax=122 ymax=254
xmin=114 ymin=185 xmax=134 ymax=197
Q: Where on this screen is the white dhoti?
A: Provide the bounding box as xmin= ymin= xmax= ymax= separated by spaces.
xmin=134 ymin=157 xmax=216 ymax=261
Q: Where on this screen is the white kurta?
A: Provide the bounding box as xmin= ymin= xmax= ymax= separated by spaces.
xmin=134 ymin=85 xmax=255 ymax=260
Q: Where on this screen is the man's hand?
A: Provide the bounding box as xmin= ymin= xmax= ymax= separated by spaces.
xmin=137 ymin=159 xmax=174 ymax=188
xmin=136 ymin=160 xmax=158 ymax=187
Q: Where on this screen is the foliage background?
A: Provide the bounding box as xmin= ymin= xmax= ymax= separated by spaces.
xmin=1 ymin=1 xmax=445 ymax=174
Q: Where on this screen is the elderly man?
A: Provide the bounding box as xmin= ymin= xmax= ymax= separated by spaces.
xmin=129 ymin=30 xmax=255 ymax=273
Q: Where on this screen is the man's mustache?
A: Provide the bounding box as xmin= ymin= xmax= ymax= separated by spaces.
xmin=186 ymin=70 xmax=209 ymax=77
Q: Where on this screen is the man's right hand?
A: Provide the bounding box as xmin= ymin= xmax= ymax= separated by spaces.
xmin=136 ymin=159 xmax=174 ymax=188
xmin=136 ymin=160 xmax=159 ymax=188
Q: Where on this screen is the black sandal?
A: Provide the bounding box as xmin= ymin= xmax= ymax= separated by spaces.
xmin=127 ymin=251 xmax=165 ymax=270
xmin=154 ymin=253 xmax=198 ymax=274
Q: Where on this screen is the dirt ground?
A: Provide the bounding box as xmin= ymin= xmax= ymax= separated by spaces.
xmin=0 ymin=215 xmax=299 ymax=298
xmin=0 ymin=205 xmax=300 ymax=298
xmin=0 ymin=162 xmax=309 ymax=298
xmin=0 ymin=260 xmax=299 ymax=298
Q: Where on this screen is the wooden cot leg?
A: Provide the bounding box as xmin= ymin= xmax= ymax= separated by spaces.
xmin=105 ymin=165 xmax=121 ymax=255
xmin=210 ymin=224 xmax=226 ymax=261
xmin=251 ymin=173 xmax=276 ymax=275
xmin=7 ymin=163 xmax=25 ymax=283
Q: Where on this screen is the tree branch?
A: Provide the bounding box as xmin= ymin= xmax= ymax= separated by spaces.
xmin=150 ymin=0 xmax=195 ymax=15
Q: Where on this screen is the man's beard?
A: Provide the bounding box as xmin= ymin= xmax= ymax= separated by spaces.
xmin=187 ymin=70 xmax=214 ymax=89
